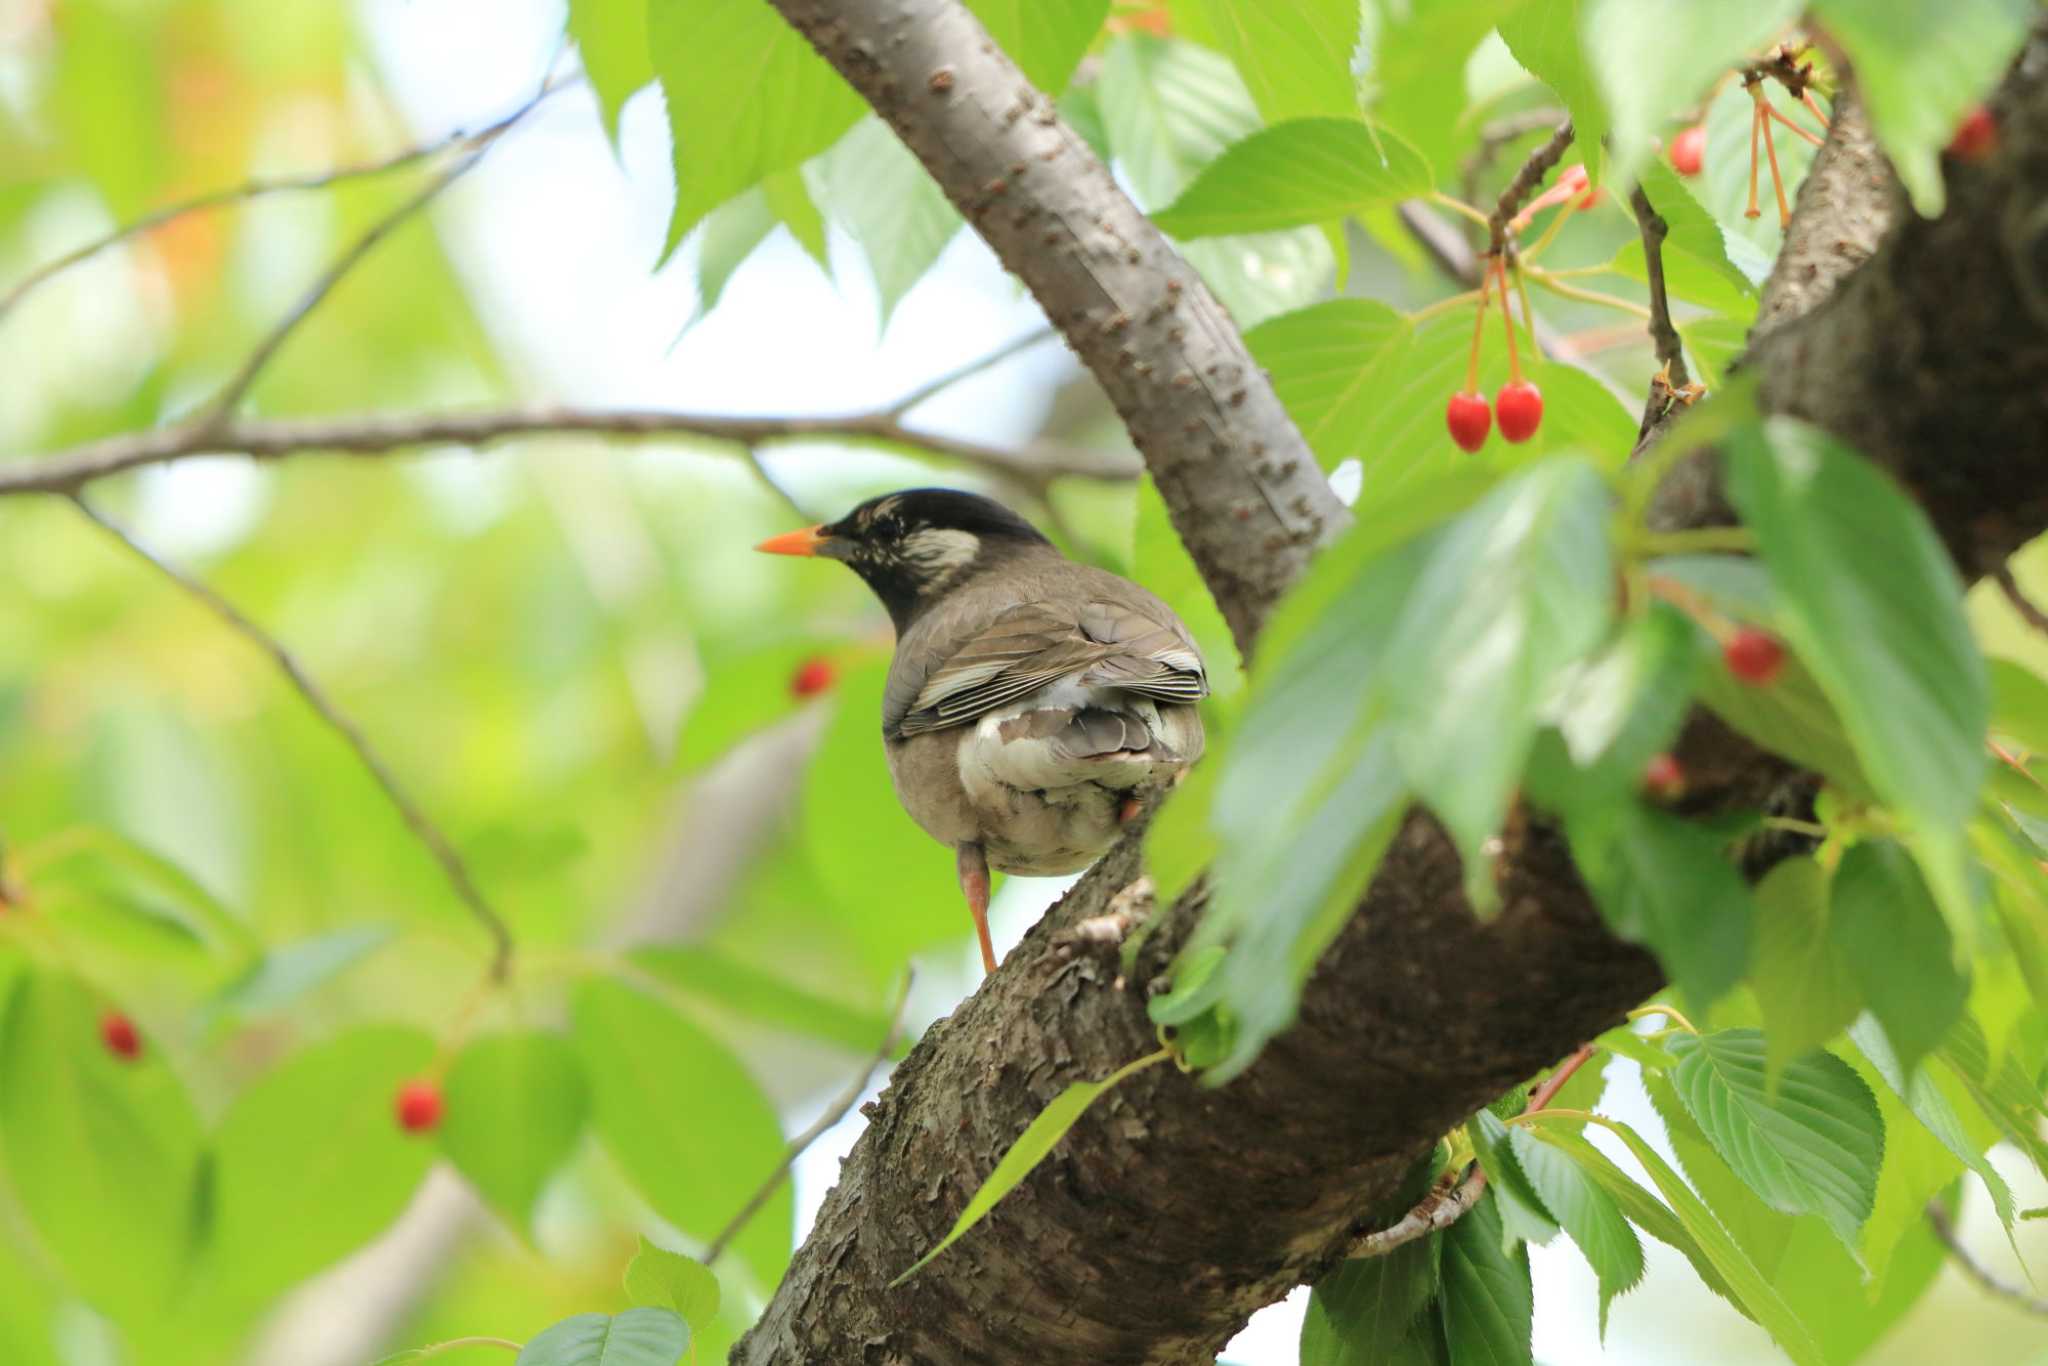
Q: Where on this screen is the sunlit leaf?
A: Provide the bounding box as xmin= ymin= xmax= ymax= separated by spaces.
xmin=441 ymin=1031 xmax=589 ymax=1233
xmin=1831 ymin=841 xmax=1969 ymax=1079
xmin=623 ymin=1236 xmax=721 ymax=1335
xmin=514 ymin=1308 xmax=689 ymax=1366
xmin=1153 ymin=120 xmax=1433 ymax=238
xmin=1437 ymin=1192 xmax=1533 ymax=1366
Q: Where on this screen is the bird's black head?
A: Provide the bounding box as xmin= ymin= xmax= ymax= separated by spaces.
xmin=756 ymin=488 xmax=1052 ymax=631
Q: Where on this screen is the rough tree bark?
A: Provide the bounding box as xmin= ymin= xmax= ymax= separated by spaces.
xmin=736 ymin=6 xmax=2048 ymax=1362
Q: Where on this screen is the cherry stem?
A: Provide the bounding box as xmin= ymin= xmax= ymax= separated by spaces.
xmin=1745 ymin=88 xmax=1764 ymax=219
xmin=1495 ymin=254 xmax=1522 ymax=381
xmin=1801 ymin=88 xmax=1831 ymax=130
xmin=1466 ymin=260 xmax=1491 ymax=393
xmin=1512 ymin=255 xmax=1539 ymax=353
xmin=1627 ymin=1002 xmax=1699 ymax=1034
xmin=1408 ymin=287 xmax=1486 ymax=325
xmin=1429 ymin=190 xmax=1492 ymax=228
xmin=1528 ymin=270 xmax=1652 ymax=321
xmin=1765 ymin=101 xmax=1825 ymax=149
xmin=1759 ymin=90 xmax=1792 ymax=227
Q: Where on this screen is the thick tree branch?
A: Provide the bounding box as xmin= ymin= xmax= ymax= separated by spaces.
xmin=763 ymin=0 xmax=1348 ymax=659
xmin=736 ymin=13 xmax=2048 ymax=1364
xmin=0 ymin=404 xmax=1134 ymax=498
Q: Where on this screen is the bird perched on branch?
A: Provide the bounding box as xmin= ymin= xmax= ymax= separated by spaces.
xmin=757 ymin=489 xmax=1207 ymax=973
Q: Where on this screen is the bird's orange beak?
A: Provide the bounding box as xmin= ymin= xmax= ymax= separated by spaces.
xmin=755 ymin=524 xmax=829 ymax=557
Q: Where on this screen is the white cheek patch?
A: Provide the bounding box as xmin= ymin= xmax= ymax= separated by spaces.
xmin=900 ymin=528 xmax=980 ymax=584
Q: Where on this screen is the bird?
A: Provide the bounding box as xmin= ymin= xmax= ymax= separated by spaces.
xmin=756 ymin=488 xmax=1208 ymax=973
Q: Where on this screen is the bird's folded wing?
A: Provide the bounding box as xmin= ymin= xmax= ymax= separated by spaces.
xmin=887 ymin=598 xmax=1208 ymax=738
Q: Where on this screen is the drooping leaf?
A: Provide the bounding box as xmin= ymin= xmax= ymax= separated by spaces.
xmin=1810 ymin=0 xmax=2033 ymax=215
xmin=1850 ymin=1017 xmax=2014 ymax=1232
xmin=1437 ymin=1193 xmax=1533 ymax=1366
xmin=1830 ymin=841 xmax=1970 ymax=1079
xmin=1989 ymin=657 xmax=2048 ymax=754
xmin=1468 ymin=1111 xmax=1559 ymax=1249
xmin=1301 ymin=1235 xmax=1445 ymax=1366
xmin=1566 ymin=802 xmax=1753 ymax=1008
xmin=893 ymin=1049 xmax=1169 ymax=1283
xmin=1726 ymin=418 xmax=1988 ymax=932
xmin=1506 ymin=1126 xmax=1644 ymax=1335
xmin=1667 ymin=1028 xmax=1885 ymax=1261
xmin=440 ymin=1031 xmax=589 ymax=1233
xmin=572 ymin=979 xmax=792 ymax=1289
xmin=653 ymin=0 xmax=864 ymax=256
xmin=200 ymin=1026 xmax=438 ymax=1319
xmin=1152 ymin=120 xmax=1433 ymax=238
xmin=514 ymin=1308 xmax=689 ymax=1366
xmin=623 ymin=1236 xmax=722 ymax=1336
xmin=1499 ymin=2 xmax=1608 ymax=173
xmin=567 ymin=0 xmax=654 ymax=146
xmin=1367 ymin=0 xmax=1530 ymax=177
xmin=0 ymin=971 xmax=203 ymax=1324
xmin=813 ymin=117 xmax=962 ymax=327
xmin=1534 ymin=601 xmax=1700 ymax=805
xmin=967 ymin=0 xmax=1111 ymax=93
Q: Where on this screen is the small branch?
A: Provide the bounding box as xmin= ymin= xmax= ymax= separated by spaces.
xmin=202 ymin=64 xmax=571 ymax=424
xmin=1629 ymin=183 xmax=1691 ymax=390
xmin=1459 ymin=108 xmax=1569 ymax=224
xmin=1527 ymin=1044 xmax=1597 ymax=1113
xmin=1347 ymin=1165 xmax=1487 ymax=1258
xmin=0 ymin=405 xmax=1135 ymax=499
xmin=69 ymin=498 xmax=516 ymax=982
xmin=1488 ymin=119 xmax=1576 ymax=256
xmin=704 ymin=970 xmax=916 ymax=1266
xmin=1996 ymin=566 xmax=2048 ymax=635
xmin=884 ymin=326 xmax=1058 ymax=419
xmin=1926 ymin=1200 xmax=2048 ymax=1315
xmin=1397 ymin=201 xmax=1481 ymax=285
xmin=0 ymin=81 xmax=573 ymax=331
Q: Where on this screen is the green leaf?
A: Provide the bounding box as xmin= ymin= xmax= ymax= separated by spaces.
xmin=1437 ymin=1193 xmax=1533 ymax=1366
xmin=1749 ymin=858 xmax=1861 ymax=1079
xmin=1583 ymin=0 xmax=1805 ymax=187
xmin=0 ymin=971 xmax=203 ymax=1324
xmin=572 ymin=979 xmax=792 ymax=1290
xmin=1565 ymin=802 xmax=1753 ymax=1008
xmin=1382 ymin=460 xmax=1615 ymax=894
xmin=623 ymin=1236 xmax=721 ymax=1334
xmin=1726 ymin=418 xmax=1989 ymax=929
xmin=1153 ymin=119 xmax=1433 ymax=238
xmin=1667 ymin=1028 xmax=1885 ymax=1262
xmin=1810 ymin=0 xmax=2033 ymax=215
xmin=653 ymin=0 xmax=864 ymax=257
xmin=967 ymin=0 xmax=1110 ymax=92
xmin=629 ymin=945 xmax=892 ymax=1053
xmin=1367 ymin=0 xmax=1529 ymax=178
xmin=1500 ymin=2 xmax=1608 ymax=174
xmin=689 ymin=188 xmax=777 ymax=325
xmin=1469 ymin=1111 xmax=1559 ymax=1249
xmin=514 ymin=1307 xmax=689 ymax=1366
xmin=567 ymin=0 xmax=653 ymax=146
xmin=813 ymin=117 xmax=962 ymax=327
xmin=1990 ymin=657 xmax=2048 ymax=754
xmin=22 ymin=824 xmax=254 ymax=959
xmin=210 ymin=924 xmax=394 ymax=1017
xmin=1301 ymin=1236 xmax=1445 ymax=1366
xmin=440 ymin=1031 xmax=589 ymax=1233
xmin=201 ymin=1026 xmax=437 ymax=1318
xmin=761 ymin=169 xmax=830 ymax=275
xmin=1632 ymin=159 xmax=1761 ymax=305
xmin=893 ymin=1049 xmax=1169 ymax=1283
xmin=1850 ymin=1017 xmax=2013 ymax=1232
xmin=1830 ymin=841 xmax=1970 ymax=1079
xmin=1579 ymin=1116 xmax=1827 ymax=1365
xmin=1506 ymin=1127 xmax=1643 ymax=1335
xmin=1196 ymin=0 xmax=1362 ymax=123
xmin=1536 ymin=601 xmax=1700 ymax=804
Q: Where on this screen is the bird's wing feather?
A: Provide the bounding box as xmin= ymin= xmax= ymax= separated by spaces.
xmin=887 ymin=595 xmax=1207 ymax=738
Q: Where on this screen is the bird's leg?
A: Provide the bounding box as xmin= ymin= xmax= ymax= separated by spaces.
xmin=956 ymin=841 xmax=997 ymax=974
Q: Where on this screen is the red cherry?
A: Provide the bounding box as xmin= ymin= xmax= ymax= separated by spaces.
xmin=395 ymin=1078 xmax=443 ymax=1134
xmin=1642 ymin=753 xmax=1685 ymax=800
xmin=1445 ymin=391 xmax=1491 ymax=452
xmin=1495 ymin=381 xmax=1543 ymax=443
xmin=100 ymin=1011 xmax=141 ymax=1061
xmin=1670 ymin=125 xmax=1706 ymax=177
xmin=1946 ymin=105 xmax=1997 ymax=162
xmin=790 ymin=656 xmax=836 ymax=698
xmin=1723 ymin=628 xmax=1785 ymax=685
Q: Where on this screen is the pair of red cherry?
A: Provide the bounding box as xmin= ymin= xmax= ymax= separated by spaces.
xmin=1445 ymin=381 xmax=1543 ymax=452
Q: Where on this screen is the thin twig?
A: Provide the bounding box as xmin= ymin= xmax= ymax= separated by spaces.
xmin=1348 ymin=1166 xmax=1488 ymax=1258
xmin=1528 ymin=1044 xmax=1597 ymax=1113
xmin=0 ymin=405 xmax=1133 ymax=499
xmin=1459 ymin=108 xmax=1568 ymax=225
xmin=68 ymin=497 xmax=516 ymax=982
xmin=1487 ymin=118 xmax=1575 ymax=256
xmin=884 ymin=327 xmax=1058 ymax=419
xmin=201 ymin=72 xmax=566 ymax=424
xmin=0 ymin=82 xmax=573 ymax=331
xmin=1997 ymin=566 xmax=2048 ymax=635
xmin=1397 ymin=201 xmax=1480 ymax=284
xmin=1926 ymin=1200 xmax=2048 ymax=1315
xmin=704 ymin=969 xmax=916 ymax=1266
xmin=1629 ymin=184 xmax=1691 ymax=389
